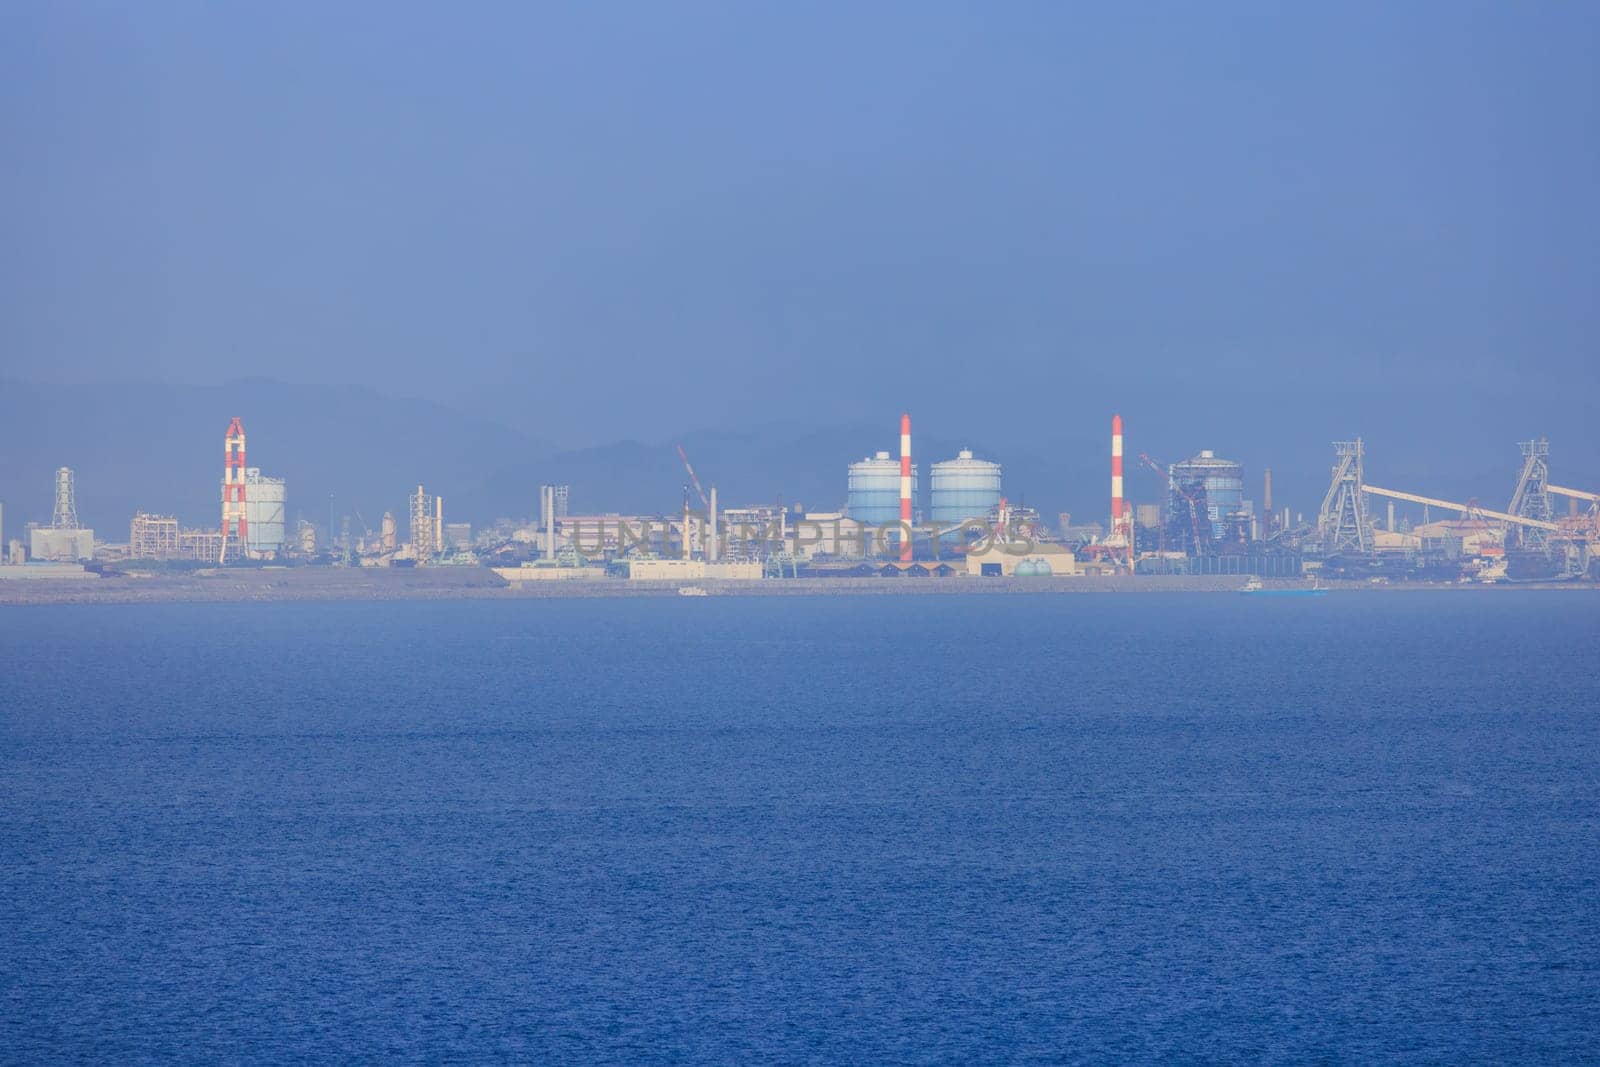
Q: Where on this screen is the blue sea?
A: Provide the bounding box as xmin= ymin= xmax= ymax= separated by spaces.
xmin=2 ymin=592 xmax=1598 ymax=1063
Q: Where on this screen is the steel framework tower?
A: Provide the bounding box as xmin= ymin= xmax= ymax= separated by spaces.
xmin=52 ymin=467 xmax=79 ymax=529
xmin=409 ymin=485 xmax=437 ymax=560
xmin=1507 ymin=437 xmax=1553 ymax=549
xmin=1318 ymin=439 xmax=1373 ymax=554
xmin=220 ymin=418 xmax=248 ymax=563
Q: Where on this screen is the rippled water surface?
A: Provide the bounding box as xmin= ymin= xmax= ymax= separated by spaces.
xmin=3 ymin=592 xmax=1598 ymax=1062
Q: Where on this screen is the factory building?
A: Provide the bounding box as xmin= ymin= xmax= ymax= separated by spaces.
xmin=130 ymin=513 xmax=181 ymax=559
xmin=1169 ymin=450 xmax=1247 ymax=544
xmin=551 ymin=514 xmax=668 ymax=558
xmin=495 ymin=561 xmax=608 ymax=582
xmin=30 ymin=527 xmax=95 ymax=562
xmin=620 ymin=558 xmax=763 ymax=581
xmin=178 ymin=528 xmax=224 ymax=561
xmin=719 ymin=504 xmax=788 ymax=559
xmin=793 ymin=512 xmax=873 ymax=559
xmin=847 ymin=452 xmax=917 ymax=526
xmin=930 ymin=450 xmax=1002 ymax=524
xmin=964 ymin=542 xmax=1079 ymax=577
xmin=1413 ymin=519 xmax=1505 ymax=559
xmin=127 ymin=514 xmax=228 ymax=562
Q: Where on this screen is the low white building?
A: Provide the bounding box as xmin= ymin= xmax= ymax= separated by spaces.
xmin=623 ymin=558 xmax=763 ymax=581
xmin=29 ymin=527 xmax=95 ymax=562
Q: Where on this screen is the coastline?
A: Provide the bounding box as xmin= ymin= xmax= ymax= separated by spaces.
xmin=0 ymin=567 xmax=1593 ymax=605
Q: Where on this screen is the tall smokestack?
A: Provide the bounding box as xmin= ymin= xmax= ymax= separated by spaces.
xmin=1260 ymin=470 xmax=1273 ymax=537
xmin=220 ymin=417 xmax=248 ymax=564
xmin=1111 ymin=414 xmax=1129 ymax=570
xmin=1110 ymin=413 xmax=1124 ymax=524
xmin=544 ymin=485 xmax=555 ymax=561
xmin=709 ymin=486 xmax=718 ymax=562
xmin=899 ymin=412 xmax=913 ymax=562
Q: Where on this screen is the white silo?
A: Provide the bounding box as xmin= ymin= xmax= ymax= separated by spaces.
xmin=243 ymin=468 xmax=287 ymax=554
xmin=930 ymin=450 xmax=1002 ymax=524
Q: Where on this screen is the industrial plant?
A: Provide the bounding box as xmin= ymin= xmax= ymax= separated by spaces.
xmin=1304 ymin=435 xmax=1598 ymax=583
xmin=2 ymin=407 xmax=1596 ymax=588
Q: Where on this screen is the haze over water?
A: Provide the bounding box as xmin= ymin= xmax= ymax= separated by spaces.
xmin=3 ymin=593 xmax=1597 ymax=1061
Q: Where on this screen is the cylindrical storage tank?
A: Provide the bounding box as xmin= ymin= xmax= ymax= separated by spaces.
xmin=241 ymin=468 xmax=287 ymax=554
xmin=1168 ymin=450 xmax=1244 ymax=542
xmin=847 ymin=451 xmax=916 ymax=525
xmin=930 ymin=450 xmax=1002 ymax=524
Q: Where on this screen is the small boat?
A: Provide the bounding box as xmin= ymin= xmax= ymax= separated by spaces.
xmin=677 ymin=585 xmax=709 ymax=597
xmin=1241 ymin=574 xmax=1327 ymax=597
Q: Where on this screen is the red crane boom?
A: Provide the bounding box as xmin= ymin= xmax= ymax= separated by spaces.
xmin=675 ymin=444 xmax=710 ymax=510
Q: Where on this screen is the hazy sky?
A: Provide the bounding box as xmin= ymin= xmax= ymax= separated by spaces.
xmin=4 ymin=2 xmax=1596 ymax=446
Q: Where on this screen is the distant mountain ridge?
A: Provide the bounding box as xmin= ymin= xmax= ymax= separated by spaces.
xmin=2 ymin=378 xmax=1593 ymax=539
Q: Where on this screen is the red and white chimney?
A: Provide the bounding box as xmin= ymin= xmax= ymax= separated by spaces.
xmin=221 ymin=416 xmax=248 ymax=564
xmin=1110 ymin=413 xmax=1133 ymax=569
xmin=1111 ymin=413 xmax=1124 ymax=533
xmin=899 ymin=412 xmax=913 ymax=562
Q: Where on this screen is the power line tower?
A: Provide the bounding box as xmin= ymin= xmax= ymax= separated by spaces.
xmin=1318 ymin=439 xmax=1373 ymax=554
xmin=52 ymin=467 xmax=79 ymax=529
xmin=1507 ymin=437 xmax=1552 ymax=550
